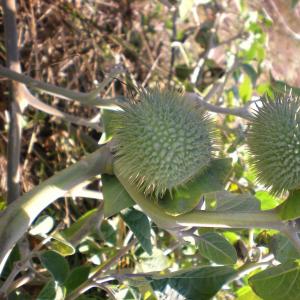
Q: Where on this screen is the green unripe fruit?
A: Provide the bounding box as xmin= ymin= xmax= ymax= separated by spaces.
xmin=113 ymin=89 xmax=214 ymax=197
xmin=247 ymin=94 xmax=300 ymax=194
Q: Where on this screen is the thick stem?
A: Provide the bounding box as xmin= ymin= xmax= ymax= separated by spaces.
xmin=2 ymin=0 xmax=27 ymax=204
xmin=176 ymin=210 xmax=283 ymax=230
xmin=0 ymin=146 xmax=112 ymax=271
xmin=114 ymin=165 xmax=285 ymax=232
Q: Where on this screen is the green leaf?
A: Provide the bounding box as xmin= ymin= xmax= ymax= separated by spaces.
xmin=37 ymin=280 xmax=66 ymax=300
xmin=197 ymin=232 xmax=237 ymax=265
xmin=158 ymin=158 xmax=232 ymax=216
xmin=236 ymin=285 xmax=262 ymax=300
xmin=64 ymin=265 xmax=91 ymax=294
xmin=206 ymin=191 xmax=260 ymax=212
xmin=257 ymin=83 xmax=273 ymax=97
xmin=175 ymin=64 xmax=193 ymax=81
xmin=249 ymin=261 xmax=300 ymax=300
xmin=61 ymin=208 xmax=98 ymax=240
xmin=241 ymin=64 xmax=257 ymax=86
xmin=102 ymin=174 xmax=135 ymax=218
xmin=40 ymin=250 xmax=70 ymax=283
xmin=151 ymin=266 xmax=236 ymax=300
xmin=100 ymin=220 xmax=117 ymax=245
xmin=49 ymin=233 xmax=76 ymax=256
xmin=122 ymin=208 xmax=152 ymax=255
xmin=278 ymin=190 xmax=300 ymax=220
xmin=269 ymin=234 xmax=300 ymax=263
xmin=239 ymin=74 xmax=253 ymax=102
xmin=255 ymin=191 xmax=281 ymax=210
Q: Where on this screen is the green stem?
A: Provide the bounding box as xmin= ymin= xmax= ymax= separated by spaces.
xmin=176 ymin=210 xmax=283 ymax=230
xmin=115 ymin=167 xmax=179 ymax=230
xmin=0 ymin=146 xmax=112 ymax=269
xmin=115 ymin=166 xmax=284 ymax=231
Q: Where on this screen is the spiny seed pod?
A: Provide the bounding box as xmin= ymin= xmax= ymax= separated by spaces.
xmin=113 ymin=89 xmax=214 ymax=197
xmin=247 ymin=93 xmax=300 ymax=194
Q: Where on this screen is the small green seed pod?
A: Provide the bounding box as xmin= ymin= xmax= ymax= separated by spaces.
xmin=113 ymin=89 xmax=214 ymax=197
xmin=247 ymin=94 xmax=300 ymax=194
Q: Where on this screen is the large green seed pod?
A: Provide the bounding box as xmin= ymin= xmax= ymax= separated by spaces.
xmin=247 ymin=94 xmax=300 ymax=194
xmin=113 ymin=89 xmax=214 ymax=197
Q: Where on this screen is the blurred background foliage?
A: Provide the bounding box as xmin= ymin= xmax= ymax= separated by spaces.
xmin=1 ymin=0 xmax=300 ymax=299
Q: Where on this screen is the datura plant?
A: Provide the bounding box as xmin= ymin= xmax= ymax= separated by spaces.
xmin=112 ymin=89 xmax=215 ymax=197
xmin=247 ymin=93 xmax=300 ymax=195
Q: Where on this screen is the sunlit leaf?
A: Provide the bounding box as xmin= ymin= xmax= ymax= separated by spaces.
xmin=29 ymin=215 xmax=54 ymax=236
xmin=50 ymin=233 xmax=76 ymax=256
xmin=135 ymin=248 xmax=168 ymax=273
xmin=255 ymin=191 xmax=281 ymax=210
xmin=239 ymin=74 xmax=253 ymax=102
xmin=236 ymin=285 xmax=262 ymax=300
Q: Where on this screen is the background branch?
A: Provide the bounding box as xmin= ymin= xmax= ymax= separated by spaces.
xmin=0 ymin=66 xmax=122 ymax=109
xmin=266 ymin=0 xmax=300 ymax=41
xmin=2 ymin=0 xmax=27 ymax=204
xmin=186 ymin=92 xmax=252 ymax=120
